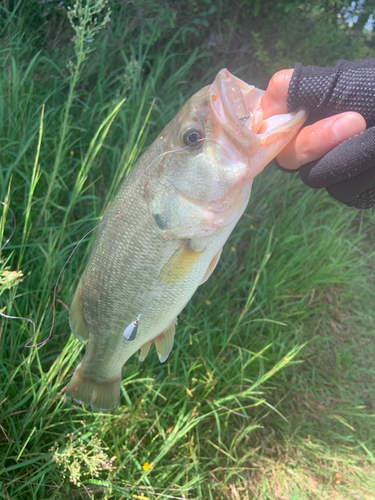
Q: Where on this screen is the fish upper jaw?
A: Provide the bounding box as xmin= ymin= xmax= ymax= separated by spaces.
xmin=209 ymin=69 xmax=264 ymax=159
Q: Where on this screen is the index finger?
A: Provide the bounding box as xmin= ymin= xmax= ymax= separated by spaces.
xmin=261 ymin=69 xmax=293 ymax=119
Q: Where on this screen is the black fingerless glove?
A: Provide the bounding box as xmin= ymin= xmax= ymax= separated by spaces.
xmin=286 ymin=58 xmax=375 ymax=209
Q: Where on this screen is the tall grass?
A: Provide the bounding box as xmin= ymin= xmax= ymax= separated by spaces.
xmin=1 ymin=3 xmax=375 ymax=499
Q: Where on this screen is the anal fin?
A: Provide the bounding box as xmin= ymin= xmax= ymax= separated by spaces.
xmin=69 ymin=282 xmax=90 ymax=342
xmin=139 ymin=340 xmax=152 ymax=362
xmin=139 ymin=317 xmax=177 ymax=363
xmin=154 ymin=317 xmax=177 ymax=363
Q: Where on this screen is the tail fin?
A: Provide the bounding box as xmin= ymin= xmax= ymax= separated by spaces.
xmin=65 ymin=364 xmax=121 ymax=411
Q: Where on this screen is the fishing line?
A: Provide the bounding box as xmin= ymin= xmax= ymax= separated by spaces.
xmin=122 ymin=228 xmax=197 ymax=341
xmin=1 ymin=111 xmax=255 ymax=347
xmin=121 ymin=116 xmax=255 ymax=339
xmin=25 ymin=138 xmax=211 ymax=348
xmin=0 ymin=201 xmax=38 ymax=338
xmin=236 ymin=115 xmax=250 ymax=134
xmin=121 ymin=120 xmax=258 ymax=341
xmin=0 ymin=201 xmax=16 ymax=252
xmin=53 ymin=107 xmax=262 ymax=346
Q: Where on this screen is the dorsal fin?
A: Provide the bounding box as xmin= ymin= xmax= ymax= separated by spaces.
xmin=69 ymin=282 xmax=90 ymax=342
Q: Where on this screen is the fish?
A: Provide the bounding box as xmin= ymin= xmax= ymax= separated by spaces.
xmin=65 ymin=69 xmax=307 ymax=411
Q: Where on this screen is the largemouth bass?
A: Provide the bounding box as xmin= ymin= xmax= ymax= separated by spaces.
xmin=66 ymin=69 xmax=307 ymax=411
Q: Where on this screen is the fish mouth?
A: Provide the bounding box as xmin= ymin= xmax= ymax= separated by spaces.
xmin=209 ymin=69 xmax=265 ymax=158
xmin=209 ymin=69 xmax=307 ymax=175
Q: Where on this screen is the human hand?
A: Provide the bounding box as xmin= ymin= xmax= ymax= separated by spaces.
xmin=261 ymin=60 xmax=375 ymax=209
xmin=261 ymin=69 xmax=366 ymax=169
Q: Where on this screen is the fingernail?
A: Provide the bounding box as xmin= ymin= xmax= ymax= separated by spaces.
xmin=333 ymin=113 xmax=366 ymax=141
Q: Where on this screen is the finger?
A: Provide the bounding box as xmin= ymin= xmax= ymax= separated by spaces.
xmin=327 ymin=167 xmax=375 ymax=204
xmin=276 ymin=112 xmax=366 ymax=170
xmin=261 ymin=69 xmax=293 ymax=119
xmin=300 ymin=127 xmax=375 ymax=188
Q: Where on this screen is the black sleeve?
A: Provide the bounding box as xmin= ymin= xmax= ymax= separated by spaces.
xmin=287 ymin=58 xmax=375 ymax=127
xmin=282 ymin=59 xmax=375 ymax=209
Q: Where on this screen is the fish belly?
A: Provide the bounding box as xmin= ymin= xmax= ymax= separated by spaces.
xmin=66 ymin=156 xmax=251 ymax=411
xmin=68 ymin=178 xmax=218 ymax=375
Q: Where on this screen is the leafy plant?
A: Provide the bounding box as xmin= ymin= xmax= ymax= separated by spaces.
xmin=39 ymin=0 xmax=111 ymax=221
xmin=51 ymin=432 xmax=114 ymax=486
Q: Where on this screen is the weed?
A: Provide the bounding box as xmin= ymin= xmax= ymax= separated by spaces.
xmin=39 ymin=0 xmax=111 ymax=221
xmin=50 ymin=432 xmax=114 ymax=486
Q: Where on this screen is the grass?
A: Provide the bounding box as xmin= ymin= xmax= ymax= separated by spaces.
xmin=1 ymin=2 xmax=375 ymax=499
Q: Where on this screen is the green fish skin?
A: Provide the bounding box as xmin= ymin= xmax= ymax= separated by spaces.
xmin=65 ymin=69 xmax=307 ymax=411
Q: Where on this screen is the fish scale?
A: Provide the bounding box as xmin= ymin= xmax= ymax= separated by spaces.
xmin=65 ymin=69 xmax=307 ymax=411
xmin=76 ymin=174 xmax=221 ymax=382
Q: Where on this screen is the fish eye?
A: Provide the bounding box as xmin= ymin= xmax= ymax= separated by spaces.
xmin=182 ymin=128 xmax=203 ymax=148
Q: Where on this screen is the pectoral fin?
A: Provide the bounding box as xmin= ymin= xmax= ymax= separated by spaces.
xmin=201 ymin=248 xmax=222 ymax=285
xmin=69 ymin=282 xmax=90 ymax=342
xmin=160 ymin=241 xmax=203 ymax=285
